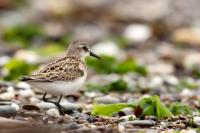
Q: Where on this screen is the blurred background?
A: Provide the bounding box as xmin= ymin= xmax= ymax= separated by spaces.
xmin=1 ymin=0 xmax=200 ymax=81
xmin=1 ymin=0 xmax=200 ymax=129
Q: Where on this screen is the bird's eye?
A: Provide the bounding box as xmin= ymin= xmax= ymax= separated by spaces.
xmin=82 ymin=46 xmax=88 ymax=51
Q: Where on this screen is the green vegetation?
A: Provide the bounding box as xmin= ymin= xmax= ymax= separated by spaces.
xmin=86 ymin=55 xmax=147 ymax=75
xmin=169 ymin=102 xmax=192 ymax=115
xmin=86 ymin=79 xmax=128 ymax=93
xmin=3 ymin=24 xmax=44 ymax=48
xmin=91 ymin=95 xmax=173 ymax=119
xmin=2 ymin=59 xmax=37 ymax=81
xmin=176 ymin=79 xmax=198 ymax=91
xmin=34 ymin=43 xmax=65 ymax=57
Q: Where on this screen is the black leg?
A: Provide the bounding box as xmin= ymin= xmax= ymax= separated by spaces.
xmin=42 ymin=93 xmax=65 ymax=115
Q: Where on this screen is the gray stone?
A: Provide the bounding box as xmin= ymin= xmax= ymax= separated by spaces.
xmin=0 ymin=105 xmax=17 ymax=117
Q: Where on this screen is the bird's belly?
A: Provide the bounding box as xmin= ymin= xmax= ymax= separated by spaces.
xmin=29 ymin=76 xmax=86 ymax=96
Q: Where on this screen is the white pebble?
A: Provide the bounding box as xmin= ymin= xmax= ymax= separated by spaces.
xmin=15 ymin=50 xmax=39 ymax=64
xmin=119 ymin=115 xmax=136 ymax=122
xmin=11 ymin=103 xmax=20 ymax=111
xmin=180 ymin=89 xmax=194 ymax=97
xmin=124 ymin=24 xmax=151 ymax=42
xmin=0 ymin=56 xmax=10 ymax=66
xmin=149 ymin=76 xmax=163 ymax=88
xmin=17 ymin=82 xmax=31 ymax=90
xmin=0 ymin=92 xmax=15 ymax=101
xmin=18 ymin=89 xmax=34 ymax=98
xmin=92 ymin=41 xmax=120 ymax=57
xmin=46 ymin=108 xmax=60 ymax=117
xmin=193 ymin=116 xmax=200 ymax=123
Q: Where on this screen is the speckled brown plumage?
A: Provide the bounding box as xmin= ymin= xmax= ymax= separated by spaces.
xmin=22 ymin=56 xmax=86 ymax=82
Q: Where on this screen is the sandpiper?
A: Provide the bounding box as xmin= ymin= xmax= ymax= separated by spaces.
xmin=21 ymin=41 xmax=101 ymax=115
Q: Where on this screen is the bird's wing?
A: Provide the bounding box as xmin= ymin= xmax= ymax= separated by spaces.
xmin=21 ymin=57 xmax=85 ymax=82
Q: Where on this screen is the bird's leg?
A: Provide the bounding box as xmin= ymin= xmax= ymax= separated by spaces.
xmin=54 ymin=95 xmax=65 ymax=115
xmin=42 ymin=93 xmax=65 ymax=115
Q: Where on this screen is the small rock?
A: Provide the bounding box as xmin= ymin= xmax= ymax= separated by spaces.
xmin=16 ymin=82 xmax=31 ymax=90
xmin=0 ymin=105 xmax=17 ymax=117
xmin=71 ymin=111 xmax=93 ymax=123
xmin=37 ymin=102 xmax=80 ymax=112
xmin=0 ymin=117 xmax=32 ymax=129
xmin=73 ymin=24 xmax=107 ymax=43
xmin=18 ymin=89 xmax=35 ymax=98
xmin=149 ymin=76 xmax=163 ymax=88
xmin=164 ymin=75 xmax=179 ymax=86
xmin=147 ymin=63 xmax=175 ymax=75
xmin=0 ymin=92 xmax=15 ymax=101
xmin=119 ymin=120 xmax=155 ymax=127
xmin=94 ymin=95 xmax=120 ymax=104
xmin=11 ymin=103 xmax=20 ymax=111
xmin=14 ymin=50 xmax=40 ymax=64
xmin=193 ymin=116 xmax=200 ymax=127
xmin=61 ymin=102 xmax=81 ymax=112
xmin=123 ymin=24 xmax=152 ymax=43
xmin=180 ymin=89 xmax=194 ymax=97
xmin=36 ymin=102 xmax=56 ymax=110
xmin=92 ymin=41 xmax=120 ymax=57
xmin=0 ymin=56 xmax=10 ymax=66
xmin=172 ymin=27 xmax=200 ymax=46
xmin=62 ymin=122 xmax=79 ymax=131
xmin=118 ymin=108 xmax=134 ymax=116
xmin=119 ymin=115 xmax=136 ymax=122
xmin=183 ymin=52 xmax=200 ymax=70
xmin=22 ymin=104 xmax=40 ymax=111
xmin=46 ymin=108 xmax=60 ymax=117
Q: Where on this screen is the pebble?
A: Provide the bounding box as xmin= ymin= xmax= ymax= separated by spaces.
xmin=62 ymin=122 xmax=80 ymax=131
xmin=183 ymin=52 xmax=200 ymax=70
xmin=164 ymin=75 xmax=179 ymax=86
xmin=147 ymin=63 xmax=175 ymax=75
xmin=36 ymin=102 xmax=80 ymax=112
xmin=119 ymin=115 xmax=136 ymax=122
xmin=92 ymin=41 xmax=120 ymax=57
xmin=11 ymin=103 xmax=20 ymax=111
xmin=73 ymin=24 xmax=107 ymax=43
xmin=94 ymin=95 xmax=120 ymax=104
xmin=22 ymin=104 xmax=40 ymax=111
xmin=193 ymin=116 xmax=200 ymax=127
xmin=0 ymin=105 xmax=17 ymax=117
xmin=18 ymin=89 xmax=35 ymax=98
xmin=0 ymin=56 xmax=10 ymax=66
xmin=14 ymin=50 xmax=40 ymax=64
xmin=118 ymin=108 xmax=134 ymax=116
xmin=0 ymin=92 xmax=15 ymax=101
xmin=172 ymin=27 xmax=200 ymax=45
xmin=123 ymin=24 xmax=152 ymax=43
xmin=0 ymin=117 xmax=32 ymax=129
xmin=119 ymin=120 xmax=155 ymax=127
xmin=180 ymin=89 xmax=194 ymax=97
xmin=149 ymin=76 xmax=163 ymax=88
xmin=46 ymin=108 xmax=60 ymax=117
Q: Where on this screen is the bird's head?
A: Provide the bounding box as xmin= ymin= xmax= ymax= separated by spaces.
xmin=66 ymin=41 xmax=101 ymax=59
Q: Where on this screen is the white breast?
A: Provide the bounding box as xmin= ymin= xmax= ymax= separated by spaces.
xmin=28 ymin=75 xmax=87 ymax=96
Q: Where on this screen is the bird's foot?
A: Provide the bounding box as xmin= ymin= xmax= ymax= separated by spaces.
xmin=55 ymin=103 xmax=65 ymax=116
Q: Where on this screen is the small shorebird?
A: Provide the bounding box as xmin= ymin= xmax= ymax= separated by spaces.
xmin=21 ymin=41 xmax=100 ymax=115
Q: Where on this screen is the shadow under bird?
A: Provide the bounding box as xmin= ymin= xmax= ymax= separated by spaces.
xmin=20 ymin=41 xmax=101 ymax=115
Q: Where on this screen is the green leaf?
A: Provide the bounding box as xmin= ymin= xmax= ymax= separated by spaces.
xmin=91 ymin=95 xmax=173 ymax=119
xmin=91 ymin=103 xmax=135 ymax=116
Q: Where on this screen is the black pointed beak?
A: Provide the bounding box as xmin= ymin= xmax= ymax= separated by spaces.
xmin=89 ymin=51 xmax=101 ymax=59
